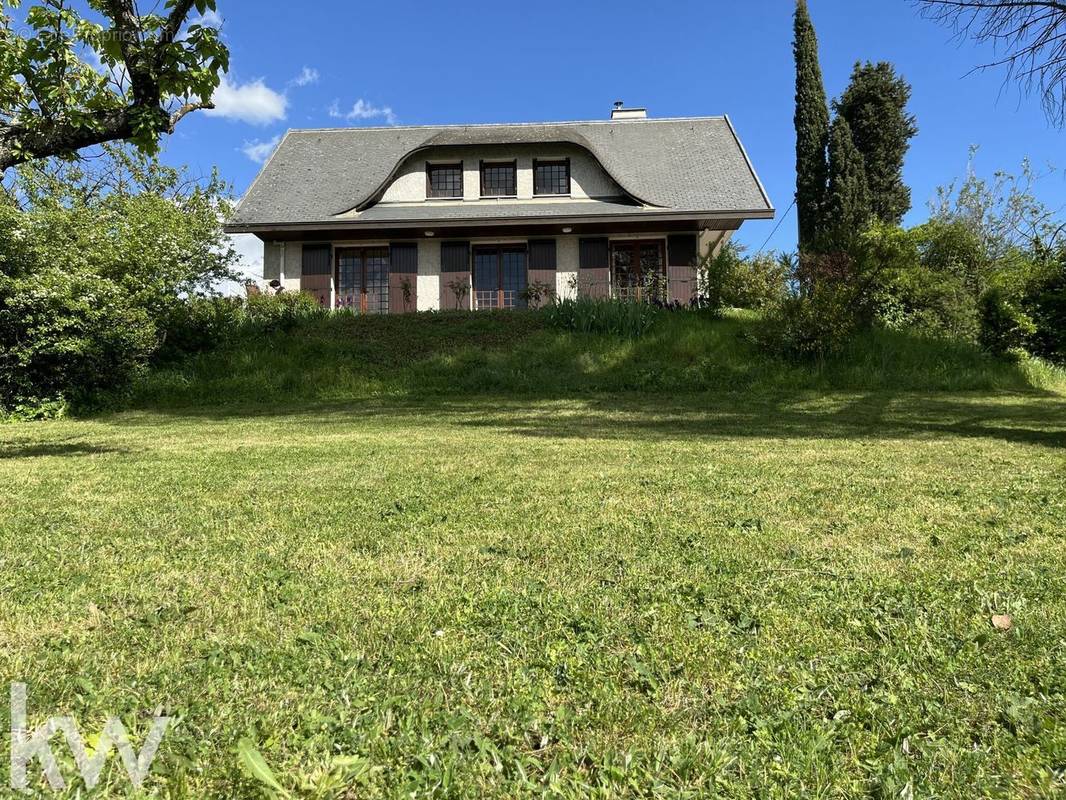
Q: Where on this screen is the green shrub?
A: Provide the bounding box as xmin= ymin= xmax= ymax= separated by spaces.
xmin=0 ymin=268 xmax=157 ymax=408
xmin=876 ymin=265 xmax=978 ymax=340
xmin=696 ymin=243 xmax=789 ymax=311
xmin=542 ymin=297 xmax=659 ymax=338
xmin=978 ymin=288 xmax=1036 ymax=356
xmin=757 ymin=285 xmax=860 ymax=360
xmin=245 ymin=292 xmax=324 ymax=333
xmin=158 ymin=295 xmax=248 ymax=359
xmin=1023 ymin=258 xmax=1066 ymax=363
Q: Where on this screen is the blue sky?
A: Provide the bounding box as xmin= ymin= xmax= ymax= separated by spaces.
xmin=156 ymin=0 xmax=1066 ymax=275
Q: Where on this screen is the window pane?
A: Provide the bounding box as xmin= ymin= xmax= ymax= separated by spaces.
xmin=534 ymin=160 xmax=569 ymax=195
xmin=481 ymin=162 xmax=516 ymax=196
xmin=428 ymin=163 xmax=462 ymax=198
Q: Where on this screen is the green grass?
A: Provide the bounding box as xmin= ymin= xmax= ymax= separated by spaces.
xmin=130 ymin=309 xmax=1066 ymax=408
xmin=2 ymin=311 xmax=1065 ymax=797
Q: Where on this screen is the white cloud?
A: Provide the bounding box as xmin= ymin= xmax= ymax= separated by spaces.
xmin=289 ymin=67 xmax=319 ymax=88
xmin=205 ymin=76 xmax=287 ymax=125
xmin=218 ymin=233 xmax=264 ymax=296
xmin=328 ymin=98 xmax=397 ymax=125
xmin=190 ymin=9 xmax=223 ymax=28
xmin=241 ymin=135 xmax=281 ymax=164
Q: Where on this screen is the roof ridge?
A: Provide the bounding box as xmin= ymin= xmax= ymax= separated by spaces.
xmin=282 ymin=116 xmax=728 ymax=134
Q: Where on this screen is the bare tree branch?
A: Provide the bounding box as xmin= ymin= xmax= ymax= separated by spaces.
xmin=168 ymin=101 xmax=213 ymax=133
xmin=916 ymin=0 xmax=1066 ymax=125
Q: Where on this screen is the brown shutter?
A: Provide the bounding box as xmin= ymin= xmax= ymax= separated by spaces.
xmin=300 ymin=244 xmax=332 ymax=307
xmin=389 ymin=243 xmax=418 ymax=313
xmin=440 ymin=241 xmax=470 ymax=272
xmin=579 ymin=237 xmax=610 ymax=299
xmin=439 ymin=241 xmax=471 ymax=309
xmin=527 ymin=239 xmax=556 ymax=306
xmin=667 ymin=234 xmax=699 ymax=306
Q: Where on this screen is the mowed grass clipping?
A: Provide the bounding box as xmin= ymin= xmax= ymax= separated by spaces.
xmin=1 ymin=312 xmax=1065 ymax=797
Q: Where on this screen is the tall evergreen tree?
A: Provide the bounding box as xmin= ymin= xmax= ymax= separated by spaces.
xmin=825 ymin=117 xmax=870 ymax=247
xmin=834 ymin=62 xmax=918 ymax=225
xmin=793 ymin=0 xmax=831 ymax=252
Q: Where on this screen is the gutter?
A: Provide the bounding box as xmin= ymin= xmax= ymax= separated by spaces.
xmin=224 ymin=208 xmax=776 ymax=235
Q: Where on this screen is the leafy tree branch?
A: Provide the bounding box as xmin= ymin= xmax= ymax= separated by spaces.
xmin=0 ymin=0 xmax=228 ymax=172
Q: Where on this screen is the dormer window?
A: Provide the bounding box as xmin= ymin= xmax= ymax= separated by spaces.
xmin=534 ymin=159 xmax=570 ymax=196
xmin=480 ymin=160 xmax=517 ymax=198
xmin=426 ymin=162 xmax=463 ymax=199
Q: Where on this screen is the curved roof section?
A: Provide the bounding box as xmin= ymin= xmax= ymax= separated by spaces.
xmin=229 ymin=117 xmax=773 ymax=227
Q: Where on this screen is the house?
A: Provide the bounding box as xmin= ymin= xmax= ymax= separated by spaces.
xmin=224 ymin=104 xmax=774 ymax=312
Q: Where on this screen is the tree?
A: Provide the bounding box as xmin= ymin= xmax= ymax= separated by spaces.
xmin=0 ymin=143 xmax=239 ymax=407
xmin=916 ymin=0 xmax=1066 ymax=127
xmin=0 ymin=0 xmax=228 ymax=172
xmin=834 ymin=62 xmax=918 ymax=225
xmin=4 ymin=142 xmax=239 ymax=317
xmin=793 ymin=0 xmax=830 ymax=252
xmin=824 ymin=116 xmax=870 ymax=248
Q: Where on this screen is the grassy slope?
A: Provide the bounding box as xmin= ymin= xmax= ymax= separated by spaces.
xmin=1 ymin=312 xmax=1065 ymax=797
xmin=133 ymin=309 xmax=1066 ymax=406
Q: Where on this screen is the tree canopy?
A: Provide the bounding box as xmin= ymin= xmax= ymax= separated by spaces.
xmin=793 ymin=0 xmax=830 ymax=253
xmin=0 ymin=0 xmax=228 ymax=172
xmin=834 ymin=62 xmax=918 ymax=226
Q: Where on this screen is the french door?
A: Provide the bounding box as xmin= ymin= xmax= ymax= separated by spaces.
xmin=473 ymin=246 xmax=527 ymax=310
xmin=336 ymin=247 xmax=389 ymax=313
xmin=611 ymin=240 xmax=665 ymax=302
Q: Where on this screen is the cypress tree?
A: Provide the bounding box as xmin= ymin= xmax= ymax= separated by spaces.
xmin=825 ymin=116 xmax=871 ymax=247
xmin=793 ymin=0 xmax=830 ymax=252
xmin=834 ymin=62 xmax=918 ymax=225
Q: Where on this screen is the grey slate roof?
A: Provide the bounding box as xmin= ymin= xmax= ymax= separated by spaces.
xmin=227 ymin=117 xmax=773 ymax=230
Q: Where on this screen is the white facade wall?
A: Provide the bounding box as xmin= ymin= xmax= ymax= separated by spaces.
xmin=261 ymin=241 xmax=304 ymax=292
xmin=416 ymin=239 xmax=441 ymax=311
xmin=263 ymin=241 xmax=282 ymax=281
xmin=556 ymin=235 xmax=579 ymax=300
xmin=283 ymin=242 xmax=303 ymax=292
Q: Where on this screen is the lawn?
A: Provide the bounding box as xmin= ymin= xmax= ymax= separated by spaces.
xmin=1 ymin=312 xmax=1065 ymax=797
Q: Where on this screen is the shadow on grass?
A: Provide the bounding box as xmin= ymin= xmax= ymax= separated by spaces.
xmin=0 ymin=441 xmax=127 ymax=459
xmin=104 ymin=390 xmax=1066 ymax=450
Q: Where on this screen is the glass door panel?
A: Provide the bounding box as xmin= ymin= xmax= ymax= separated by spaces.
xmin=474 ymin=246 xmax=527 ymax=310
xmin=501 ymin=249 xmax=527 ymax=309
xmin=363 ymin=248 xmax=390 ymax=315
xmin=335 ymin=247 xmax=390 ymax=313
xmin=611 ymin=241 xmax=664 ymax=302
xmin=336 ymin=249 xmax=362 ymax=310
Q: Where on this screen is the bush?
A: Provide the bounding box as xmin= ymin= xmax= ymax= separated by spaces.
xmin=696 ymin=243 xmax=789 ymax=312
xmin=1023 ymin=258 xmax=1066 ymax=363
xmin=245 ymin=291 xmax=324 ymax=333
xmin=158 ymin=295 xmax=248 ymax=359
xmin=978 ymin=288 xmax=1036 ymax=356
xmin=0 ymin=268 xmax=157 ymax=408
xmin=543 ymin=297 xmax=659 ymax=338
xmin=876 ymin=265 xmax=978 ymax=340
xmin=757 ymin=284 xmax=860 ymax=360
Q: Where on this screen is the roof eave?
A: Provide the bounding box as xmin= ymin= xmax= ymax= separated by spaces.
xmin=224 ymin=208 xmax=775 ymax=235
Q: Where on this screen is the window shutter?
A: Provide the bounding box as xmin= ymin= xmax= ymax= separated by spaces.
xmin=300 ymin=244 xmax=332 ymax=307
xmin=667 ymin=234 xmax=698 ymax=267
xmin=579 ymin=237 xmax=609 ymax=269
xmin=440 ymin=241 xmax=470 ymax=272
xmin=301 ymin=244 xmax=332 ymax=275
xmin=528 ymin=239 xmax=557 ymax=271
xmin=390 ymin=243 xmax=418 ymax=274
xmin=667 ymin=234 xmax=699 ymax=306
